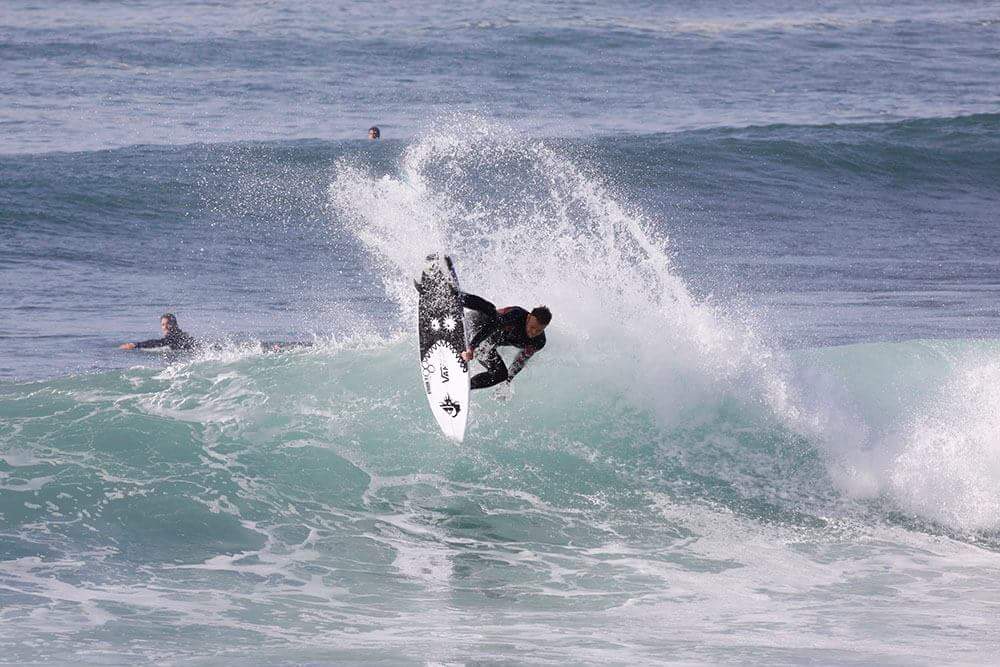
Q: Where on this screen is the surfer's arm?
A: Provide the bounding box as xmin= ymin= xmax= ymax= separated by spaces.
xmin=508 ymin=335 xmax=545 ymax=380
xmin=468 ymin=322 xmax=500 ymax=352
xmin=507 ymin=348 xmax=536 ymax=380
xmin=130 ymin=337 xmax=168 ymax=349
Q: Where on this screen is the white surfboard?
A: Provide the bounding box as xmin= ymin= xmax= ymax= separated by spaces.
xmin=417 ymin=254 xmax=470 ymax=441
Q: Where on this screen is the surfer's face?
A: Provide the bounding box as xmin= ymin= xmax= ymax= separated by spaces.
xmin=160 ymin=318 xmax=172 ymax=334
xmin=525 ymin=315 xmax=546 ymax=338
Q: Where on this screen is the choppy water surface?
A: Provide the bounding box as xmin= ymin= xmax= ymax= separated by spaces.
xmin=2 ymin=1 xmax=999 ymax=664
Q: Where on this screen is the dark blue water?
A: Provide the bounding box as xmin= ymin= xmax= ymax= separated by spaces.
xmin=2 ymin=1 xmax=1000 ymax=664
xmin=5 ymin=1 xmax=999 ymax=152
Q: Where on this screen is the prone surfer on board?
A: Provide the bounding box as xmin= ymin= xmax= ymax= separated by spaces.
xmin=460 ymin=294 xmax=551 ymax=390
xmin=119 ymin=313 xmax=196 ymax=351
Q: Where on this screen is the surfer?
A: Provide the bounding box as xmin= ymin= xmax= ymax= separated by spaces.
xmin=460 ymin=294 xmax=550 ymax=390
xmin=368 ymin=126 xmax=380 ymax=140
xmin=119 ymin=313 xmax=196 ymax=351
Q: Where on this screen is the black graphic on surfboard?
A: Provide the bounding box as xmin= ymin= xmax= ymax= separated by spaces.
xmin=417 ymin=254 xmax=467 ymax=362
xmin=439 ymin=396 xmax=461 ymax=417
xmin=417 ymin=254 xmax=470 ymax=441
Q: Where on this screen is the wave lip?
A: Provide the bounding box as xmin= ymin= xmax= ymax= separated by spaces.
xmin=328 ymin=118 xmax=1000 ymax=540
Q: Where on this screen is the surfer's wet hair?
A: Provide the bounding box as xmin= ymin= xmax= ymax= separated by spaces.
xmin=530 ymin=306 xmax=552 ymax=326
xmin=161 ymin=313 xmax=178 ymax=330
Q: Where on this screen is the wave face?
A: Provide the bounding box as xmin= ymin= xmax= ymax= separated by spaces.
xmin=327 ymin=119 xmax=1000 ymax=534
xmin=5 ymin=120 xmax=999 ymax=663
xmin=3 ymin=337 xmax=1000 ymax=663
xmin=6 ymin=112 xmax=998 ymax=380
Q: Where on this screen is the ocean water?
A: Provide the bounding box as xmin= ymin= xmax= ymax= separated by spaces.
xmin=3 ymin=1 xmax=1000 ymax=664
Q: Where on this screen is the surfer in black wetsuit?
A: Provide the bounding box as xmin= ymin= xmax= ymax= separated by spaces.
xmin=460 ymin=294 xmax=551 ymax=390
xmin=119 ymin=313 xmax=196 ymax=351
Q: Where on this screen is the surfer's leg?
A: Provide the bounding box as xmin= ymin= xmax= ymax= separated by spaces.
xmin=470 ymin=348 xmax=508 ymax=390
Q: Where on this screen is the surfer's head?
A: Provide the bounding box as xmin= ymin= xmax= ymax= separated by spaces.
xmin=368 ymin=126 xmax=380 ymax=140
xmin=160 ymin=313 xmax=179 ymax=334
xmin=526 ymin=306 xmax=551 ymax=338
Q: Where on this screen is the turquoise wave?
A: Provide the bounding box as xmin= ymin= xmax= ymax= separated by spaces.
xmin=3 ymin=335 xmax=999 ymax=662
xmin=3 ymin=336 xmax=998 ymax=565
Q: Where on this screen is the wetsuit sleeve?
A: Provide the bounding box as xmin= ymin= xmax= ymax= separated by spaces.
xmin=463 ymin=293 xmax=501 ymax=350
xmin=469 ymin=321 xmax=500 ymax=351
xmin=133 ymin=337 xmax=168 ymax=349
xmin=507 ymin=336 xmax=545 ymax=380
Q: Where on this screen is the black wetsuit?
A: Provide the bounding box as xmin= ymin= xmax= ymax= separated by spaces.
xmin=463 ymin=293 xmax=546 ymax=390
xmin=133 ymin=329 xmax=196 ymax=351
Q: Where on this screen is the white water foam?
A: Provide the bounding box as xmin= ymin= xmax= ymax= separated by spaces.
xmin=332 ymin=126 xmax=858 ymax=440
xmin=332 ymin=119 xmax=783 ymax=416
xmin=886 ymin=352 xmax=1000 ymax=530
xmin=328 ymin=118 xmax=999 ymax=534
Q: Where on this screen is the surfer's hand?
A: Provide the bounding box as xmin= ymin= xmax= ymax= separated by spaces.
xmin=119 ymin=343 xmax=136 ymax=350
xmin=461 ymin=349 xmax=474 ymax=361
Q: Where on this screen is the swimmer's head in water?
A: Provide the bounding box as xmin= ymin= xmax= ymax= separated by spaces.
xmin=368 ymin=126 xmax=380 ymax=139
xmin=160 ymin=313 xmax=179 ymax=334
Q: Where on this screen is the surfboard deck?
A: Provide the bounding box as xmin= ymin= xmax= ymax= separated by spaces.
xmin=417 ymin=253 xmax=470 ymax=442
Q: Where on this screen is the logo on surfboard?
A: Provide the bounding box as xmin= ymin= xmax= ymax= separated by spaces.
xmin=418 ymin=255 xmax=470 ymax=441
xmin=439 ymin=396 xmax=461 ymax=417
